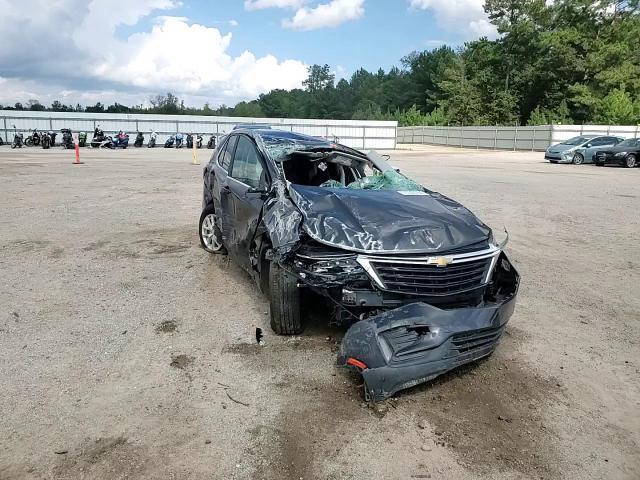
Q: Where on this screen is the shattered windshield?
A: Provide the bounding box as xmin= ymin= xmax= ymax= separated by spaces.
xmin=282 ymin=149 xmax=424 ymax=192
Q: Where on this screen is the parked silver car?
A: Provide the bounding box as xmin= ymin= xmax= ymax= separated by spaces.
xmin=545 ymin=135 xmax=624 ymax=164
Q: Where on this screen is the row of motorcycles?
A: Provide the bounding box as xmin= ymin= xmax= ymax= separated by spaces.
xmin=8 ymin=127 xmax=218 ymax=150
xmin=9 ymin=128 xmax=71 ymax=149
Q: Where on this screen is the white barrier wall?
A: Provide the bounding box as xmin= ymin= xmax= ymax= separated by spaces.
xmin=398 ymin=124 xmax=640 ymax=151
xmin=0 ymin=110 xmax=397 ymax=150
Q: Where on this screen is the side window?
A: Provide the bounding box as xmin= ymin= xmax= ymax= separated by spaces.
xmin=215 ymin=138 xmax=228 ymax=166
xmin=230 ymin=136 xmax=266 ymax=189
xmin=220 ymin=135 xmax=238 ymax=171
xmin=608 ymin=137 xmax=621 ymax=144
xmin=591 ymin=137 xmax=608 ymax=146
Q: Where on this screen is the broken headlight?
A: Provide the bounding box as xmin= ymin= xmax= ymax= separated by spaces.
xmin=295 ymin=255 xmax=364 ymax=275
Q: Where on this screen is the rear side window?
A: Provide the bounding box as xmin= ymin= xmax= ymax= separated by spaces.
xmin=219 ymin=135 xmax=237 ymax=171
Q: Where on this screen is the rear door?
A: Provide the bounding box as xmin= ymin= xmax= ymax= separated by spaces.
xmin=225 ymin=135 xmax=270 ymax=268
xmin=212 ymin=135 xmax=238 ymax=245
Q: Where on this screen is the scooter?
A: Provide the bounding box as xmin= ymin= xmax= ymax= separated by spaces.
xmin=11 ymin=126 xmax=23 ymax=148
xmin=113 ymin=131 xmax=129 ymax=149
xmin=78 ymin=132 xmax=87 ymax=147
xmin=134 ymin=132 xmax=144 ymax=147
xmin=61 ymin=128 xmax=74 ymax=149
xmin=49 ymin=131 xmax=57 ymax=147
xmin=148 ymin=131 xmax=157 ymax=148
xmin=196 ymin=134 xmax=203 ymax=149
xmin=207 ymin=135 xmax=216 ymax=149
xmin=24 ymin=129 xmax=41 ymax=147
xmin=91 ymin=127 xmax=106 ymax=148
xmin=164 ymin=135 xmax=175 ymax=148
xmin=41 ymin=131 xmax=51 ymax=149
xmin=175 ymin=133 xmax=184 ymax=148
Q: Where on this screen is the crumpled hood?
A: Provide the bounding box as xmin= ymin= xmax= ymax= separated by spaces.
xmin=288 ymin=185 xmax=491 ymax=254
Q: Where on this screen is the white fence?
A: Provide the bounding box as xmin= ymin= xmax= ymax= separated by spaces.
xmin=397 ymin=124 xmax=640 ymax=151
xmin=0 ymin=111 xmax=397 ymax=149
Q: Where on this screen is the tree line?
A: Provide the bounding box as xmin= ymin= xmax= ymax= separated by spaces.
xmin=2 ymin=1 xmax=639 ymax=127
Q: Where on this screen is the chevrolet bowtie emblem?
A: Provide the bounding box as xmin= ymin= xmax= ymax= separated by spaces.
xmin=432 ymin=256 xmax=452 ymax=267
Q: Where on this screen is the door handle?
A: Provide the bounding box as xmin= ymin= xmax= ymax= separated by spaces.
xmin=221 ymin=185 xmax=230 ymax=193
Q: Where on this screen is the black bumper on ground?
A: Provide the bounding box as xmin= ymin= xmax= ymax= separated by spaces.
xmin=337 ymin=255 xmax=519 ymax=402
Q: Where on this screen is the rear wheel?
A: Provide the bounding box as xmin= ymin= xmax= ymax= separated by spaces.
xmin=269 ymin=262 xmax=302 ymax=335
xmin=572 ymin=153 xmax=584 ymax=165
xmin=624 ymin=154 xmax=637 ymax=168
xmin=199 ymin=204 xmax=226 ymax=254
xmin=25 ymin=138 xmax=33 ymax=147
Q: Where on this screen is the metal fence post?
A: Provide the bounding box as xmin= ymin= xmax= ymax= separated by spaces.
xmin=476 ymin=127 xmax=480 ymax=149
xmin=513 ymin=125 xmax=518 ymax=151
xmin=548 ymin=124 xmax=553 ymax=148
xmin=445 ymin=126 xmax=449 ymax=146
xmin=494 ymin=125 xmax=498 ymax=150
xmin=3 ymin=117 xmax=7 ymax=143
xmin=531 ymin=127 xmax=536 ymax=151
xmin=176 ymin=121 xmax=179 ymax=133
xmin=362 ymin=127 xmax=366 ymax=149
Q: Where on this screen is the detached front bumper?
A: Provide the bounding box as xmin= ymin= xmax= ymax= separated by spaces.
xmin=338 ymin=254 xmax=519 ymax=402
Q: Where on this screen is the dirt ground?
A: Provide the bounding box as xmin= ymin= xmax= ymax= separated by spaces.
xmin=0 ymin=144 xmax=638 ymax=480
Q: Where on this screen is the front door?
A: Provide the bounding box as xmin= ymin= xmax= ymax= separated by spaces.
xmin=225 ymin=135 xmax=270 ymax=269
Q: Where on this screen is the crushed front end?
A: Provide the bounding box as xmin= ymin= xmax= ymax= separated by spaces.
xmin=334 ymin=251 xmax=519 ymax=401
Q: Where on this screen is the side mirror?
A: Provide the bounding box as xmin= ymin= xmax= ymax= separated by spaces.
xmin=585 ymin=143 xmax=592 ymax=148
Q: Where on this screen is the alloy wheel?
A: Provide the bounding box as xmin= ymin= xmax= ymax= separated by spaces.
xmin=201 ymin=213 xmax=224 ymax=252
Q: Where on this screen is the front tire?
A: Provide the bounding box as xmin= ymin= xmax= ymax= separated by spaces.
xmin=572 ymin=153 xmax=584 ymax=165
xmin=269 ymin=262 xmax=302 ymax=335
xmin=624 ymin=154 xmax=637 ymax=168
xmin=199 ymin=204 xmax=226 ymax=254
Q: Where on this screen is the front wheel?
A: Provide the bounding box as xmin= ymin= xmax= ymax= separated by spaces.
xmin=624 ymin=154 xmax=637 ymax=168
xmin=25 ymin=138 xmax=33 ymax=147
xmin=199 ymin=204 xmax=226 ymax=254
xmin=572 ymin=153 xmax=584 ymax=165
xmin=269 ymin=262 xmax=302 ymax=335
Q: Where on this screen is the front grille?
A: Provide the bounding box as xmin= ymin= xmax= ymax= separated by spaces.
xmin=451 ymin=326 xmax=504 ymax=355
xmin=371 ymin=257 xmax=492 ymax=296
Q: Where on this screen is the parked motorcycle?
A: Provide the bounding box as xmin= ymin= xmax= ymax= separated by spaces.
xmin=186 ymin=133 xmax=194 ymax=149
xmin=134 ymin=132 xmax=144 ymax=147
xmin=61 ymin=128 xmax=74 ymax=149
xmin=49 ymin=131 xmax=57 ymax=147
xmin=78 ymin=131 xmax=87 ymax=147
xmin=11 ymin=126 xmax=23 ymax=148
xmin=41 ymin=131 xmax=51 ymax=149
xmin=91 ymin=127 xmax=106 ymax=148
xmin=175 ymin=133 xmax=184 ymax=148
xmin=207 ymin=135 xmax=216 ymax=149
xmin=148 ymin=131 xmax=157 ymax=148
xmin=24 ymin=129 xmax=41 ymax=147
xmin=164 ymin=135 xmax=175 ymax=148
xmin=113 ymin=131 xmax=129 ymax=149
xmin=196 ymin=134 xmax=203 ymax=149
xmin=0 ymin=136 xmax=4 ymax=146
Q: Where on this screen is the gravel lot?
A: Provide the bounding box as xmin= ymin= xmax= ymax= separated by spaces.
xmin=0 ymin=145 xmax=638 ymax=480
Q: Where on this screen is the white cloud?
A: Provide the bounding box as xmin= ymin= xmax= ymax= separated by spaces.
xmin=282 ymin=0 xmax=364 ymax=30
xmin=229 ymin=19 xmax=239 ymax=26
xmin=409 ymin=0 xmax=498 ymax=39
xmin=0 ymin=0 xmax=308 ymax=106
xmin=244 ymin=0 xmax=306 ymax=11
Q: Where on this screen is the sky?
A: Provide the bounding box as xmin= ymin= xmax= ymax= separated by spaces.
xmin=0 ymin=0 xmax=498 ymax=108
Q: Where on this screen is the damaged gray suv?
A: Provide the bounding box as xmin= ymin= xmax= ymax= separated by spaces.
xmin=199 ymin=128 xmax=520 ymax=401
